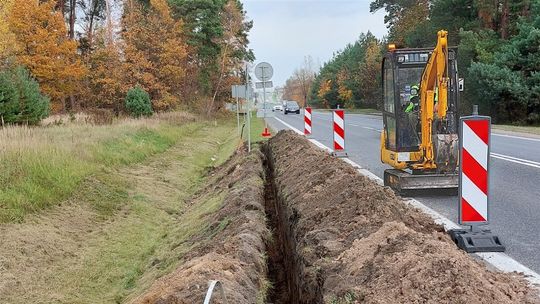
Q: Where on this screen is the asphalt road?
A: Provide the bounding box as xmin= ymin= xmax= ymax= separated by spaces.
xmin=266 ymin=110 xmax=540 ymax=273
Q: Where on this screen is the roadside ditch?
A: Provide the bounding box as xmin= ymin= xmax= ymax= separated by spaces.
xmin=135 ymin=131 xmax=540 ymax=303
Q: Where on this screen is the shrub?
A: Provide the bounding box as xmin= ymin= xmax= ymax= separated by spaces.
xmin=0 ymin=67 xmax=49 ymax=125
xmin=125 ymin=86 xmax=153 ymax=117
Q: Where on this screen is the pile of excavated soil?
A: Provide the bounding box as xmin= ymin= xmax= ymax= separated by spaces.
xmin=266 ymin=131 xmax=539 ymax=304
xmin=133 ymin=147 xmax=270 ymax=304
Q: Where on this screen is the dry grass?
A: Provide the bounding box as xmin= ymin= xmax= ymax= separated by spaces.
xmin=0 ymin=112 xmax=196 ymax=222
xmin=0 ymin=114 xmax=240 ymax=303
xmin=493 ymin=124 xmax=540 ymax=136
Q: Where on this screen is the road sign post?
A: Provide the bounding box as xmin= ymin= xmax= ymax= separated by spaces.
xmin=255 ymin=62 xmax=273 ymax=138
xmin=449 ymin=114 xmax=505 ymax=253
xmin=331 ymin=110 xmax=347 ymax=158
xmin=245 ymin=63 xmax=251 ymax=152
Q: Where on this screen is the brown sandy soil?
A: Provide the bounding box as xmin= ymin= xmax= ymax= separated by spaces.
xmin=266 ymin=130 xmax=540 ymax=304
xmin=133 ymin=148 xmax=270 ymax=304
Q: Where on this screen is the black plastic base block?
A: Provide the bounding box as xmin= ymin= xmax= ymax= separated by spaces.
xmin=331 ymin=151 xmax=348 ymax=158
xmin=448 ymin=229 xmax=506 ymax=253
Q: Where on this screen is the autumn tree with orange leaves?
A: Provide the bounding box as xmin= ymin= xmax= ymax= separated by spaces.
xmin=122 ymin=0 xmax=188 ymax=111
xmin=8 ymin=0 xmax=86 ymax=113
xmin=0 ymin=0 xmax=16 ymax=67
xmin=0 ymin=0 xmax=254 ymax=121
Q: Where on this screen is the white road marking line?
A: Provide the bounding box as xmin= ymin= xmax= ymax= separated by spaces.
xmin=269 ymin=116 xmax=540 ymax=287
xmin=348 ymin=124 xmax=359 ymax=127
xmin=493 ymin=133 xmax=540 ymax=142
xmin=273 ymin=117 xmax=303 ymax=135
xmin=361 ymin=126 xmax=381 ymax=132
xmin=491 ymin=153 xmax=540 ymax=169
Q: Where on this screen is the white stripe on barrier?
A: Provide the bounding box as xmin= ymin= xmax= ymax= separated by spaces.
xmin=335 ymin=134 xmax=345 ymax=149
xmin=334 ymin=113 xmax=344 ymax=130
xmin=463 ymin=123 xmax=489 ymax=169
xmin=461 ymin=174 xmax=488 ymax=219
xmin=269 ymin=116 xmax=540 ymax=289
xmin=305 ymin=110 xmax=312 ymax=120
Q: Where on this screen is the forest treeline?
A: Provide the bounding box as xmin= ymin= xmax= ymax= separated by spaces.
xmin=0 ymin=0 xmax=253 ymax=124
xmin=284 ymin=0 xmax=540 ymax=125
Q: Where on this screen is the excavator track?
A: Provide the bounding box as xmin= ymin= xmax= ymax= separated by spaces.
xmin=384 ymin=169 xmax=458 ymax=196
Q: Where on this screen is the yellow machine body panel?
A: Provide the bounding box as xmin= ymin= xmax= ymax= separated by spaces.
xmin=380 ymin=30 xmax=459 ymax=193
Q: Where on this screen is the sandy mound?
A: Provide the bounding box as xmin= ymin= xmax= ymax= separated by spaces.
xmin=267 ymin=130 xmax=539 ymax=304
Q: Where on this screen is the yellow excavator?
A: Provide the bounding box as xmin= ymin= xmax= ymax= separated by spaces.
xmin=380 ymin=30 xmax=459 ymax=194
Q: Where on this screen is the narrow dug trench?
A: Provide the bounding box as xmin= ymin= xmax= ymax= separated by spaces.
xmin=261 ymin=143 xmax=322 ymax=304
xmin=134 ymin=131 xmax=539 ymax=304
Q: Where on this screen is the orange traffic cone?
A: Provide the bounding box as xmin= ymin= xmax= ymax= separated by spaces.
xmin=261 ymin=127 xmax=272 ymax=137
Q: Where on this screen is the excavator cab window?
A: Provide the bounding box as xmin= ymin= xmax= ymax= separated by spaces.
xmin=396 ymin=65 xmax=423 ymax=150
xmin=382 ymin=48 xmax=460 ymax=154
xmin=382 ymin=57 xmax=397 ymax=150
xmin=382 ymin=50 xmax=428 ymax=152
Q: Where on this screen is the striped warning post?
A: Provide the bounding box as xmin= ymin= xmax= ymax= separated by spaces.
xmin=459 ymin=116 xmax=491 ymax=224
xmin=333 ymin=110 xmax=345 ymax=151
xmin=304 ymin=107 xmax=312 ymax=136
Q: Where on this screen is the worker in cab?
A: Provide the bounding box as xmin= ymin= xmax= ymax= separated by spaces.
xmin=400 ymin=84 xmax=420 ymax=147
xmin=405 ymin=85 xmax=420 ymax=113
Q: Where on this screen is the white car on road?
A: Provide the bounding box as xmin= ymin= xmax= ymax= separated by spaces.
xmin=272 ymin=105 xmax=283 ymax=112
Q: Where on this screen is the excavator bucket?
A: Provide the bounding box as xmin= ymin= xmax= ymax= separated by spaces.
xmin=433 ymin=134 xmax=459 ymax=173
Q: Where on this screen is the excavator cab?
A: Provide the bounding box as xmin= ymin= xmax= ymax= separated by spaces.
xmin=381 ymin=43 xmax=460 ymax=195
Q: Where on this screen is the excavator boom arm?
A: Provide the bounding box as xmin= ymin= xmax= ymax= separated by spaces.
xmin=419 ymin=30 xmax=449 ymax=168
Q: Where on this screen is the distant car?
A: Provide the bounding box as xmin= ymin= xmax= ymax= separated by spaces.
xmin=272 ymin=105 xmax=283 ymax=112
xmin=284 ymin=101 xmax=300 ymax=114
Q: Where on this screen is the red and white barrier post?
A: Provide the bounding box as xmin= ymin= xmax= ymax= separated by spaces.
xmin=304 ymin=107 xmax=312 ymax=136
xmin=332 ymin=110 xmax=347 ymax=157
xmin=460 ymin=117 xmax=490 ymax=224
xmin=449 ymin=114 xmax=505 ymax=253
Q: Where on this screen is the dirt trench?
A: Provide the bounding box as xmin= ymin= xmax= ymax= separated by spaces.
xmin=136 ymin=131 xmax=540 ymax=304
xmin=261 ymin=143 xmax=320 ymax=304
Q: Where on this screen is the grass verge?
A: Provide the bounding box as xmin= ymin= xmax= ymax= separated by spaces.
xmin=249 ymin=112 xmax=268 ymax=144
xmin=493 ymin=124 xmax=540 ymax=136
xmin=0 ymin=115 xmax=240 ymax=303
xmin=0 ymin=112 xmax=195 ymax=222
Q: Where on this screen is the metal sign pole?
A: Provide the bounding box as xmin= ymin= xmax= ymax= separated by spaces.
xmin=255 ymin=62 xmax=273 ymax=137
xmin=246 ymin=63 xmax=251 ymax=152
xmin=262 ymin=66 xmax=267 ymax=127
xmin=236 ymin=93 xmax=240 ymax=137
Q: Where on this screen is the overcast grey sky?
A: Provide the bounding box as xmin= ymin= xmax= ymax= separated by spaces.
xmin=242 ymin=0 xmax=388 ymax=87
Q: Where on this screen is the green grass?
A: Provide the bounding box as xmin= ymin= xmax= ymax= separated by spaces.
xmin=0 ymin=150 xmax=94 ymax=222
xmin=493 ymin=124 xmax=540 ymax=136
xmin=93 ymin=127 xmax=182 ymax=166
xmin=0 ymin=113 xmax=196 ymax=222
xmin=60 ymin=122 xmax=237 ymax=304
xmin=246 ymin=112 xmax=267 ymax=145
xmin=0 ymin=116 xmax=241 ymax=304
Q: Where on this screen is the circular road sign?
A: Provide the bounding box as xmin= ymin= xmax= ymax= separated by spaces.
xmin=255 ymin=62 xmax=273 ymax=81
